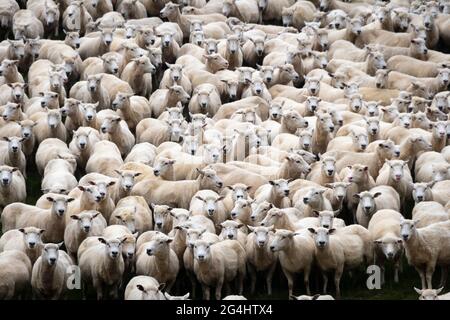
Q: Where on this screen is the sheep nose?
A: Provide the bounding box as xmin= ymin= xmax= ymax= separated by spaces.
xmin=251 ymin=216 xmax=256 ymax=221
xmin=357 ymin=30 xmax=361 ymax=35
xmin=217 ymin=182 xmax=223 ymax=188
xmin=310 ymin=89 xmax=316 ymax=94
xmin=125 ymin=184 xmax=132 ymax=190
xmin=208 ymin=209 xmax=214 ymax=215
xmin=87 ymin=115 xmax=93 ymax=120
xmin=335 ymin=23 xmax=340 ymax=28
xmin=266 ymin=77 xmax=272 ymax=82
xmin=100 ymin=192 xmax=106 ymax=197
xmin=127 ymin=252 xmax=134 ymax=258
xmin=41 ymin=101 xmax=46 ymax=106
xmin=105 ymin=40 xmax=112 ymax=45
xmin=49 ymin=258 xmax=56 ymax=264
xmin=361 ymin=144 xmax=367 ymax=150
xmin=156 ymin=222 xmax=162 ymax=228
xmin=387 ymin=252 xmax=394 ymax=258
xmin=198 ymin=254 xmax=205 ymax=260
xmin=201 ymin=102 xmax=207 ymax=107
xmin=29 ymin=242 xmax=36 ymax=247
xmin=270 ymin=245 xmax=275 ymax=251
xmin=338 ymin=120 xmax=343 ymax=125
xmin=75 ymin=43 xmax=80 ymax=48
xmin=402 ymin=234 xmax=408 ymax=240
xmin=113 ymin=68 xmax=119 ymax=73
xmin=89 ymin=86 xmax=95 ymax=91
xmin=96 ymin=196 xmax=102 ymax=202
xmin=23 ymin=133 xmax=30 ymax=137
xmin=227 ymin=234 xmax=233 ymax=239
xmin=364 ymin=206 xmax=371 ymax=211
xmin=322 ymin=224 xmax=329 ymax=229
xmin=258 ymin=241 xmax=265 ymax=246
xmin=101 ymin=127 xmax=107 ymax=133
xmin=84 ymin=226 xmax=90 ymax=232
xmin=2 ymin=179 xmax=9 ymax=184
xmin=153 ymin=170 xmax=160 ymax=176
xmin=303 ymin=197 xmax=309 ymax=204
xmin=284 ymin=190 xmax=289 ymax=196
xmin=79 ymin=142 xmax=86 ymax=148
xmin=327 ymin=170 xmax=333 ymax=175
xmin=329 ymin=126 xmax=335 ymax=132
xmin=58 ymin=209 xmax=65 ymax=215
xmin=173 ymin=76 xmax=179 ymax=81
xmin=395 ymin=151 xmax=400 ymax=156
xmin=111 ymin=251 xmax=118 ymax=257
xmin=15 ymin=94 xmax=21 ymax=99
xmin=319 ymin=241 xmax=325 ymax=246
xmin=417 ymin=196 xmax=423 ymax=201
xmin=304 ymin=143 xmax=310 ymax=148
xmin=320 ymin=6 xmax=325 ymax=10
xmin=146 ymin=249 xmax=153 ymax=255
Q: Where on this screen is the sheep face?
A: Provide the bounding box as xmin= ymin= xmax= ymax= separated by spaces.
xmin=308 ymin=227 xmax=335 ymax=248
xmin=71 ymin=210 xmax=100 ymax=233
xmin=269 ymin=229 xmax=295 ymax=252
xmin=19 ymin=227 xmax=44 ymax=249
xmin=220 ymin=220 xmax=243 ymax=240
xmin=42 ymin=243 xmax=61 ymax=266
xmin=0 ymin=166 xmax=17 ymax=186
xmin=151 ymin=204 xmax=173 ymax=231
xmin=374 ymin=236 xmax=403 ymax=261
xmin=249 ymin=225 xmax=273 ymax=248
xmin=48 ymin=195 xmax=75 ymax=217
xmin=98 ymin=237 xmax=123 ymax=259
xmin=250 ymin=201 xmax=272 ymax=223
xmin=193 ymin=239 xmax=213 ymax=261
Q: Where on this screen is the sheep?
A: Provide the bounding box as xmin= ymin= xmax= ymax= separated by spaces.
xmin=269 ymin=229 xmax=315 ymax=297
xmin=415 ymin=287 xmax=450 ymax=300
xmin=125 ymin=143 xmax=156 ymax=166
xmin=0 ymin=250 xmax=32 ymax=299
xmin=188 ymin=84 xmax=222 ymax=116
xmin=415 ymin=151 xmax=450 ymax=183
xmin=124 ymin=275 xmax=165 ymax=300
xmin=121 ymin=56 xmax=155 ymax=99
xmin=31 ymin=243 xmax=73 ymax=300
xmin=136 ymin=233 xmax=179 ymax=293
xmin=0 ymin=59 xmax=24 ymax=85
xmin=193 ymin=239 xmax=246 ymax=300
xmin=280 ymin=1 xmax=315 ymax=29
xmin=412 ymin=201 xmax=449 ymax=228
xmin=368 ymin=209 xmax=404 ymax=284
xmin=218 ymin=220 xmax=247 ymax=248
xmin=0 ymin=227 xmax=44 ymax=264
xmin=109 ymin=196 xmax=153 ymax=234
xmin=99 ymin=115 xmax=135 ymax=157
xmin=12 ymin=10 xmax=44 ymax=40
xmin=148 ymin=85 xmax=190 ymax=119
xmin=189 ymin=190 xmax=227 ymax=229
xmin=0 ymin=165 xmax=26 ymax=209
xmin=85 ymin=141 xmax=124 ymax=177
xmin=0 ymin=136 xmax=26 ymax=178
xmin=68 ymin=126 xmax=101 ymax=169
xmin=308 ymin=225 xmax=372 ymax=298
xmin=78 ymin=237 xmax=126 ymax=299
xmin=69 ymin=74 xmax=110 ymax=110
xmin=64 ymin=210 xmax=107 ymax=261
xmin=0 ymin=0 xmax=20 ymax=36
xmin=376 ymin=159 xmax=413 ymax=206
xmin=41 ymin=158 xmax=77 ymax=195
xmin=254 ymin=179 xmax=291 ymax=208
xmin=62 ymin=1 xmax=93 ymax=35
xmin=291 ymin=294 xmax=335 ymax=300
xmin=431 ymin=181 xmax=450 ymax=207
xmin=400 ymin=219 xmax=450 ymax=289
xmin=245 ymin=225 xmax=277 ymax=295
xmin=81 ymin=53 xmax=121 ymax=79
xmin=1 ymin=195 xmax=75 ymax=242
xmin=132 ymin=168 xmax=223 ymax=209
xmin=411 ymin=182 xmax=435 ymax=204
xmin=292 ymin=186 xmax=334 ymax=218
xmin=26 ymin=0 xmax=60 ymax=38
xmin=355 ymin=185 xmax=401 ymax=228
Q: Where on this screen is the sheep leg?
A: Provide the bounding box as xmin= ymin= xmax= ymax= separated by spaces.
xmin=94 ymin=280 xmax=103 ymax=300
xmin=394 ymin=258 xmax=400 ymax=284
xmin=188 ymin=271 xmax=197 ymax=298
xmin=334 ymin=268 xmax=343 ymax=299
xmin=215 ymin=279 xmax=224 ymax=300
xmin=266 ymin=262 xmax=277 ymax=296
xmin=166 ymin=280 xmax=175 ymax=294
xmin=417 ymin=267 xmax=427 ymax=290
xmin=322 ymin=273 xmax=328 ymax=294
xmin=439 ymin=267 xmax=448 ymax=288
xmin=304 ymin=267 xmax=311 ymax=296
xmin=248 ymin=263 xmax=257 ymax=294
xmin=426 ymin=264 xmax=435 ymax=289
xmin=202 ymin=284 xmax=210 ymax=300
xmin=284 ymin=269 xmax=295 ymax=299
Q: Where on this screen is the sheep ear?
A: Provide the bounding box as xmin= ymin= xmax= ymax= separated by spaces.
xmin=46 ymin=196 xmax=55 ymax=202
xmin=98 ymin=237 xmax=107 ymax=244
xmin=333 ymin=209 xmax=340 ymax=217
xmin=312 ymin=210 xmax=320 ymax=217
xmin=158 ymin=283 xmax=166 ymax=291
xmin=307 ymin=228 xmax=316 ymax=234
xmin=328 ymin=228 xmax=336 ymax=234
xmin=414 ymin=287 xmax=423 ymax=295
xmin=57 ymin=242 xmax=64 ymax=248
xmin=136 ymin=284 xmax=145 ymax=292
xmin=70 ymin=215 xmax=80 ymax=220
xmin=18 ymin=228 xmax=25 ymax=233
xmin=247 ymin=225 xmax=255 ymax=232
xmin=312 ymin=294 xmax=321 ymax=300
xmin=436 ymin=287 xmax=444 ymax=294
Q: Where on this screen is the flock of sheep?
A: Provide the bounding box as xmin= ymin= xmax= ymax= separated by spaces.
xmin=0 ymin=0 xmax=449 ymax=301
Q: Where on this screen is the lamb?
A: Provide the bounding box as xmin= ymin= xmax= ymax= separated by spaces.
xmin=109 ymin=196 xmax=153 ymax=234
xmin=31 ymin=243 xmax=73 ymax=300
xmin=246 ymin=225 xmax=277 ymax=295
xmin=269 ymin=229 xmax=315 ymax=297
xmin=415 ymin=287 xmax=450 ymax=300
xmin=0 ymin=227 xmax=44 ymax=264
xmin=78 ymin=237 xmax=126 ymax=299
xmin=355 ymin=185 xmax=401 ymax=228
xmin=85 ymin=141 xmax=124 ymax=177
xmin=64 ymin=210 xmax=107 ymax=261
xmin=308 ymin=225 xmax=372 ymax=298
xmin=368 ymin=209 xmax=404 ymax=284
xmin=0 ymin=250 xmax=32 ymax=299
xmin=1 ymin=195 xmax=75 ymax=242
xmin=124 ymin=275 xmax=165 ymax=300
xmin=136 ymin=233 xmax=179 ymax=293
xmin=0 ymin=165 xmax=26 ymax=209
xmin=400 ymin=219 xmax=450 ymax=289
xmin=193 ymin=239 xmax=246 ymax=300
